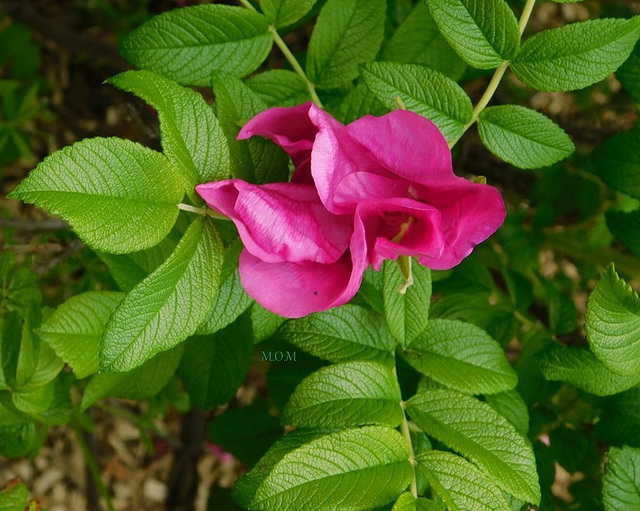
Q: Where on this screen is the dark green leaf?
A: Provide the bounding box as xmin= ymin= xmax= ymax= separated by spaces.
xmin=606 ymin=209 xmax=640 ymax=258
xmin=593 ymin=130 xmax=640 ymax=199
xmin=246 ymin=70 xmax=311 ymax=107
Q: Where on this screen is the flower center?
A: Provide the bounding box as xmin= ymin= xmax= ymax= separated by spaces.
xmin=383 ymin=211 xmax=415 ymax=243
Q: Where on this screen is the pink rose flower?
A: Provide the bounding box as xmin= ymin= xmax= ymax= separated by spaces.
xmin=196 ymin=103 xmax=505 ymax=318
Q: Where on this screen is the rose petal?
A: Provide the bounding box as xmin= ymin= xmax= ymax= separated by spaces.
xmin=196 ymin=180 xmax=352 ymax=264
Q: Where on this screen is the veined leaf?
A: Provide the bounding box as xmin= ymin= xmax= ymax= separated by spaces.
xmin=362 ymin=62 xmax=472 ymax=142
xmin=417 ymin=451 xmax=510 ymax=511
xmin=606 ymin=209 xmax=640 ymax=259
xmin=541 ymin=344 xmax=640 ymax=396
xmin=306 ymin=0 xmax=385 ymax=88
xmin=38 ymin=291 xmax=124 ymax=379
xmin=120 ymin=5 xmax=273 ymax=85
xmin=593 ymin=130 xmax=640 ymax=199
xmin=485 ymin=390 xmax=530 ymax=436
xmin=407 ymin=390 xmax=540 ymax=503
xmin=109 ymin=70 xmax=229 ymax=188
xmin=383 ymin=3 xmax=465 ymax=81
xmin=259 ymin=0 xmax=318 ymax=28
xmin=248 ymin=426 xmax=412 ymax=511
xmin=283 ymin=360 xmax=403 ymax=428
xmin=8 ymin=138 xmax=183 ymax=254
xmin=277 ymin=304 xmax=394 ymax=364
xmin=603 ymin=446 xmax=640 ymax=511
xmin=617 ymin=42 xmax=640 ymax=102
xmin=401 ymin=319 xmax=517 ymax=395
xmin=425 ymin=0 xmax=520 ymax=69
xmin=246 ymin=70 xmax=311 ymax=107
xmin=101 ymin=218 xmax=223 ymax=371
xmin=331 ymin=81 xmax=388 ymax=125
xmin=383 ymin=260 xmax=432 ymax=347
xmin=392 ymin=492 xmax=446 ymax=511
xmin=586 ymin=264 xmax=640 ymax=376
xmin=512 ymin=17 xmax=640 ymax=91
xmin=478 ymin=105 xmax=574 ymax=169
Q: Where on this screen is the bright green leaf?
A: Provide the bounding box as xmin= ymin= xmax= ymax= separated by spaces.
xmin=8 ymin=138 xmax=183 ymax=254
xmin=259 ymin=0 xmax=318 ymax=28
xmin=278 ymin=304 xmax=394 ymax=364
xmin=407 ymin=390 xmax=540 ymax=503
xmin=383 ymin=3 xmax=465 ymax=80
xmin=425 ymin=0 xmax=520 ymax=69
xmin=417 ymin=451 xmax=510 ymax=511
xmin=38 ymin=291 xmax=124 ymax=379
xmin=307 ymin=0 xmax=385 ymax=88
xmin=603 ymin=446 xmax=640 ymax=511
xmin=401 ymin=319 xmax=517 ymax=395
xmin=179 ymin=316 xmax=253 ymax=410
xmin=331 ymin=82 xmax=388 ymax=125
xmin=586 ymin=264 xmax=640 ymax=376
xmin=249 ymin=426 xmax=412 ymax=511
xmin=120 ymin=5 xmax=273 ymax=85
xmin=593 ymin=130 xmax=640 ymax=199
xmin=362 ymin=62 xmax=472 ymax=142
xmin=246 ymin=70 xmax=311 ymax=107
xmin=0 ymin=479 xmax=29 ymax=508
xmin=512 ymin=17 xmax=640 ymax=91
xmin=101 ymin=218 xmax=223 ymax=371
xmin=109 ymin=70 xmax=230 ymax=188
xmin=485 ymin=390 xmax=530 ymax=436
xmin=283 ymin=360 xmax=403 ymax=428
xmin=392 ymin=492 xmax=446 ymax=511
xmin=383 ymin=261 xmax=432 ymax=347
xmin=478 ymin=105 xmax=574 ymax=169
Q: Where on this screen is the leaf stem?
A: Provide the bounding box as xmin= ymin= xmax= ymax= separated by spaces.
xmin=72 ymin=420 xmax=116 ymax=511
xmin=448 ymin=0 xmax=537 ymax=148
xmin=395 ymin=366 xmax=418 ymax=498
xmin=178 ymin=203 xmax=230 ymax=221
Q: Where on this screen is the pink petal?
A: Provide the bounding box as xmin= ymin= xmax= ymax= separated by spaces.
xmin=238 ymin=103 xmax=317 ymax=178
xmin=346 ymin=110 xmax=453 ymax=186
xmin=196 ymin=180 xmax=352 ymax=264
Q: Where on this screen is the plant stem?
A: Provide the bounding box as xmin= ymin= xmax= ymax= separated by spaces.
xmin=177 ymin=203 xmax=230 ymax=221
xmin=394 ymin=366 xmax=418 ymax=498
xmin=448 ymin=0 xmax=537 ymax=148
xmin=72 ymin=421 xmax=116 ymax=511
xmin=237 ymin=0 xmax=323 ymax=107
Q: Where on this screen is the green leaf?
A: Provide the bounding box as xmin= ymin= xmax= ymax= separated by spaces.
xmin=8 ymin=138 xmax=183 ymax=254
xmin=82 ymin=345 xmax=183 ymax=409
xmin=617 ymin=42 xmax=640 ymax=103
xmin=246 ymin=70 xmax=311 ymax=107
xmin=512 ymin=17 xmax=640 ymax=92
xmin=603 ymin=446 xmax=640 ymax=511
xmin=306 ymin=0 xmax=385 ymax=88
xmin=362 ymin=62 xmax=473 ymax=142
xmin=259 ymin=0 xmax=318 ymax=28
xmin=120 ymin=5 xmax=273 ymax=85
xmin=383 ymin=3 xmax=465 ymax=81
xmin=407 ymin=390 xmax=540 ymax=503
xmin=425 ymin=0 xmax=520 ymax=69
xmin=477 ymin=105 xmax=574 ymax=169
xmin=248 ymin=426 xmax=412 ymax=511
xmin=101 ymin=218 xmax=223 ymax=371
xmin=208 ymin=406 xmax=283 ymax=466
xmin=38 ymin=291 xmax=124 ymax=379
xmin=330 ymin=82 xmax=388 ymax=125
xmin=252 ymin=303 xmax=286 ymax=343
xmin=196 ymin=240 xmax=252 ymax=336
xmin=383 ymin=261 xmax=432 ymax=347
xmin=541 ymin=344 xmax=640 ymax=396
xmin=0 ymin=422 xmax=34 ymax=458
xmin=586 ymin=264 xmax=640 ymax=376
xmin=392 ymin=492 xmax=446 ymax=511
xmin=109 ymin=70 xmax=229 ymax=188
xmin=179 ymin=316 xmax=253 ymax=410
xmin=606 ymin=209 xmax=640 ymax=258
xmin=597 ymin=387 xmax=640 ymax=448
xmin=0 ymin=479 xmax=29 ymax=508
xmin=485 ymin=390 xmax=530 ymax=436
xmin=593 ymin=130 xmax=640 ymax=199
xmin=417 ymin=451 xmax=510 ymax=511
xmin=283 ymin=360 xmax=403 ymax=428
xmin=213 ymin=73 xmax=290 ymax=184
xmin=401 ymin=319 xmax=517 ymax=395
xmin=12 ymin=381 xmax=54 ymax=414
xmin=278 ymin=304 xmax=394 ymax=364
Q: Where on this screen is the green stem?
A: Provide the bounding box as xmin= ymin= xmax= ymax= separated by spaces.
xmin=394 ymin=366 xmax=418 ymax=498
xmin=178 ymin=203 xmax=230 ymax=221
xmin=448 ymin=0 xmax=537 ymax=149
xmin=237 ymin=0 xmax=323 ymax=107
xmin=72 ymin=420 xmax=116 ymax=511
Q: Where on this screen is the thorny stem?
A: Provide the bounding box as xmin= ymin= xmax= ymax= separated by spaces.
xmin=72 ymin=420 xmax=116 ymax=511
xmin=395 ymin=366 xmax=418 ymax=498
xmin=238 ymin=0 xmax=323 ymax=107
xmin=448 ymin=0 xmax=537 ymax=149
